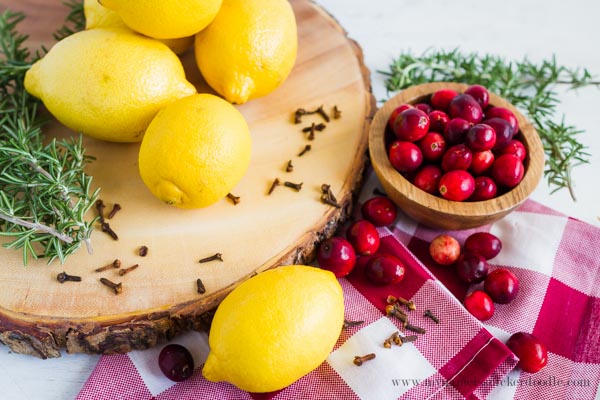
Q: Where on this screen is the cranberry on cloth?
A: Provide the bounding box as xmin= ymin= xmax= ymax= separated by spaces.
xmin=77 ymin=171 xmax=600 ymax=399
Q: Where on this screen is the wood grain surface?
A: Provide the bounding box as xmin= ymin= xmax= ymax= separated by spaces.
xmin=0 ymin=0 xmax=375 ymax=358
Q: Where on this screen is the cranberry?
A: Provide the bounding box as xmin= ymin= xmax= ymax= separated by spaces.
xmin=444 ymin=117 xmax=471 ymax=144
xmin=455 ymin=252 xmax=490 ymax=283
xmin=429 ymin=110 xmax=450 ymax=133
xmin=361 ymin=196 xmax=397 ymax=226
xmin=389 ymin=140 xmax=423 ymax=173
xmin=158 ymin=344 xmax=195 ymax=382
xmin=448 ymin=94 xmax=483 ymax=124
xmin=485 ymin=106 xmax=519 ymax=134
xmin=317 ymin=237 xmax=356 ymax=277
xmin=491 ymin=154 xmax=524 ymax=188
xmin=464 ymin=232 xmax=502 ymax=260
xmin=414 ymin=102 xmax=432 ymax=114
xmin=470 ymin=176 xmax=497 ymax=201
xmin=364 ymin=254 xmax=406 ymax=285
xmin=484 ymin=268 xmax=519 ymax=304
xmin=441 ymin=144 xmax=472 ymax=171
xmin=438 ymin=170 xmax=475 ymax=201
xmin=418 ymin=132 xmax=446 ymax=162
xmin=465 ymin=123 xmax=496 ymax=152
xmin=465 ymin=84 xmax=490 ymax=108
xmin=429 ymin=234 xmax=461 ymax=265
xmin=388 ymin=104 xmax=413 ymax=129
xmin=393 ymin=108 xmax=430 ymax=142
xmin=485 ymin=117 xmax=514 ymax=151
xmin=430 ymin=88 xmax=458 ymax=111
xmin=498 ymin=139 xmax=527 ymax=161
xmin=413 ymin=164 xmax=442 ymax=195
xmin=470 ymin=150 xmax=494 ymax=175
xmin=463 ymin=290 xmax=495 ymax=321
xmin=506 ymin=332 xmax=548 ymax=373
xmin=346 ymin=220 xmax=380 ymax=256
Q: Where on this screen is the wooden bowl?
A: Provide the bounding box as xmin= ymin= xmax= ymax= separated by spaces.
xmin=369 ymin=82 xmax=545 ymax=230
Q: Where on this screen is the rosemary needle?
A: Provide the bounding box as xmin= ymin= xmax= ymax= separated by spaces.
xmin=0 ymin=8 xmax=96 ymax=265
xmin=380 ymin=48 xmax=598 ymax=201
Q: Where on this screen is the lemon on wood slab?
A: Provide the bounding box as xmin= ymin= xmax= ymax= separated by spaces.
xmin=138 ymin=93 xmax=252 ymax=209
xmin=24 ymin=28 xmax=196 ymax=143
xmin=194 ymin=0 xmax=298 ymax=104
xmin=99 ymin=0 xmax=222 ymax=39
xmin=202 ymin=265 xmax=344 ymax=393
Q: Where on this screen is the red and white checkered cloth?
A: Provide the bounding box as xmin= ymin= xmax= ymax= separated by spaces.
xmin=77 ymin=171 xmax=600 ymax=400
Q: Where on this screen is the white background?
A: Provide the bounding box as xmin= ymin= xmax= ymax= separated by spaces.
xmin=1 ymin=0 xmax=599 ymax=399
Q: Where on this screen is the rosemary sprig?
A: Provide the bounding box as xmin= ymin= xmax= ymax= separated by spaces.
xmin=0 ymin=9 xmax=98 ymax=265
xmin=380 ymin=48 xmax=599 ymax=200
xmin=53 ymin=0 xmax=85 ymax=41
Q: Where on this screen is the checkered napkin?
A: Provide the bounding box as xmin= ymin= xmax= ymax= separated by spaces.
xmin=77 ymin=172 xmax=600 ymax=400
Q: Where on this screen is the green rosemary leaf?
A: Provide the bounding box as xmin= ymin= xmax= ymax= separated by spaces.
xmin=381 ymin=48 xmax=599 ymax=200
xmin=53 ymin=0 xmax=85 ymax=41
xmin=0 ymin=8 xmax=97 ymax=265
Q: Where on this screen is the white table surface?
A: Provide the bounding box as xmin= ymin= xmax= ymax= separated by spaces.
xmin=1 ymin=0 xmax=599 ymax=399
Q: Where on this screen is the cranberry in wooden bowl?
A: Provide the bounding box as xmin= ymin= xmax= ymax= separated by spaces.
xmin=368 ymin=82 xmax=544 ymax=230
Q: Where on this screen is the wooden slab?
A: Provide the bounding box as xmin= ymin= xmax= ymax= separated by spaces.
xmin=0 ymin=0 xmax=375 ymax=357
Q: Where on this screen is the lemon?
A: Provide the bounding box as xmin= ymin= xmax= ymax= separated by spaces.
xmin=24 ymin=28 xmax=196 ymax=143
xmin=138 ymin=93 xmax=251 ymax=209
xmin=84 ymin=0 xmax=193 ymax=54
xmin=194 ymin=0 xmax=298 ymax=104
xmin=203 ymin=265 xmax=344 ymax=393
xmin=100 ymin=0 xmax=222 ymax=39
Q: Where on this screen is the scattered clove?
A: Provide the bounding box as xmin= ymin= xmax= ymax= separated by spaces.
xmin=298 ymin=144 xmax=311 ymax=156
xmin=424 ymin=309 xmax=440 ymax=324
xmin=384 ymin=332 xmax=399 ymax=348
xmin=321 ymin=193 xmax=342 ymax=208
xmin=196 ymin=278 xmax=206 ymax=294
xmin=138 ymin=245 xmax=149 ymax=257
xmin=285 ymin=160 xmax=294 ymax=172
xmin=387 ymin=295 xmax=416 ymax=311
xmin=107 ymin=203 xmax=122 ymax=219
xmin=101 ymin=222 xmax=119 ymax=240
xmin=100 ymin=277 xmax=122 ymax=294
xmin=385 ymin=304 xmax=408 ymax=325
xmin=57 ymin=271 xmax=81 ymax=283
xmin=343 ymin=319 xmax=364 ymax=329
xmin=284 ymin=181 xmax=303 ymax=191
xmin=227 ymin=193 xmax=240 ymax=205
xmin=95 ymin=199 xmax=106 ymax=223
xmin=353 ymin=353 xmax=376 ymax=366
xmin=405 ymin=323 xmax=426 ymax=334
xmin=268 ymin=178 xmax=281 ymax=195
xmin=333 ymin=105 xmax=342 ymax=119
xmin=293 ymin=105 xmax=330 ymax=124
xmin=199 ymin=253 xmax=223 ymax=263
xmin=118 ymin=264 xmax=139 ymax=276
xmin=95 ymin=259 xmax=121 ymax=272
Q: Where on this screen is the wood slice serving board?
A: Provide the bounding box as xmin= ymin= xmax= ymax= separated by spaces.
xmin=0 ymin=0 xmax=375 ymax=357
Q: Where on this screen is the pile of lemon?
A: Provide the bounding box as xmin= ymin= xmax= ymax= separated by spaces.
xmin=25 ymin=0 xmax=298 ymax=208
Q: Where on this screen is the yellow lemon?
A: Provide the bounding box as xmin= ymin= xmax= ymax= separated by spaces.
xmin=100 ymin=0 xmax=222 ymax=39
xmin=24 ymin=28 xmax=196 ymax=143
xmin=203 ymin=265 xmax=344 ymax=392
xmin=138 ymin=93 xmax=251 ymax=209
xmin=84 ymin=0 xmax=193 ymax=54
xmin=194 ymin=0 xmax=298 ymax=104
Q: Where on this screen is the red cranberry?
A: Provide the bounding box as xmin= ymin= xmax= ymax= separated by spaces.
xmin=429 ymin=110 xmax=450 ymax=133
xmin=485 ymin=117 xmax=514 ymax=151
xmin=317 ymin=237 xmax=356 ymax=277
xmin=464 ymin=232 xmax=502 ymax=260
xmin=414 ymin=102 xmax=432 ymax=114
xmin=485 ymin=106 xmax=519 ymax=134
xmin=413 ymin=164 xmax=442 ymax=195
xmin=455 ymin=252 xmax=490 ymax=283
xmin=463 ymin=290 xmax=495 ymax=321
xmin=364 ymin=254 xmax=406 ymax=285
xmin=506 ymin=332 xmax=548 ymax=373
xmin=465 ymin=84 xmax=490 ymax=108
xmin=444 ymin=117 xmax=471 ymax=144
xmin=448 ymin=94 xmax=483 ymax=124
xmin=158 ymin=344 xmax=195 ymax=382
xmin=491 ymin=154 xmax=524 ymax=188
xmin=393 ymin=108 xmax=430 ymax=142
xmin=498 ymin=139 xmax=527 ymax=161
xmin=470 ymin=176 xmax=497 ymax=201
xmin=465 ymin=123 xmax=496 ymax=152
xmin=484 ymin=268 xmax=519 ymax=304
xmin=388 ymin=104 xmax=413 ymax=129
xmin=429 ymin=234 xmax=461 ymax=265
xmin=361 ymin=196 xmax=397 ymax=227
xmin=470 ymin=150 xmax=494 ymax=175
xmin=441 ymin=144 xmax=472 ymax=171
xmin=438 ymin=170 xmax=475 ymax=201
xmin=389 ymin=140 xmax=423 ymax=173
xmin=430 ymin=88 xmax=458 ymax=111
xmin=346 ymin=220 xmax=380 ymax=256
xmin=418 ymin=132 xmax=446 ymax=162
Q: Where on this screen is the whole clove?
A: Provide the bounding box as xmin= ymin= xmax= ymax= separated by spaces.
xmin=285 ymin=160 xmax=294 ymax=172
xmin=101 ymin=222 xmax=118 ymax=240
xmin=199 ymin=253 xmax=223 ymax=263
xmin=57 ymin=271 xmax=81 ymax=283
xmin=353 ymin=353 xmax=376 ymax=366
xmin=118 ymin=264 xmax=139 ymax=276
xmin=284 ymin=181 xmax=303 ymax=191
xmin=196 ymin=278 xmax=206 ymax=294
xmin=107 ymin=203 xmax=122 ymax=219
xmin=100 ymin=277 xmax=122 ymax=294
xmin=95 ymin=259 xmax=121 ymax=272
xmin=138 ymin=245 xmax=149 ymax=257
xmin=268 ymin=178 xmax=280 ymax=195
xmin=298 ymin=144 xmax=311 ymax=156
xmin=227 ymin=193 xmax=240 ymax=205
